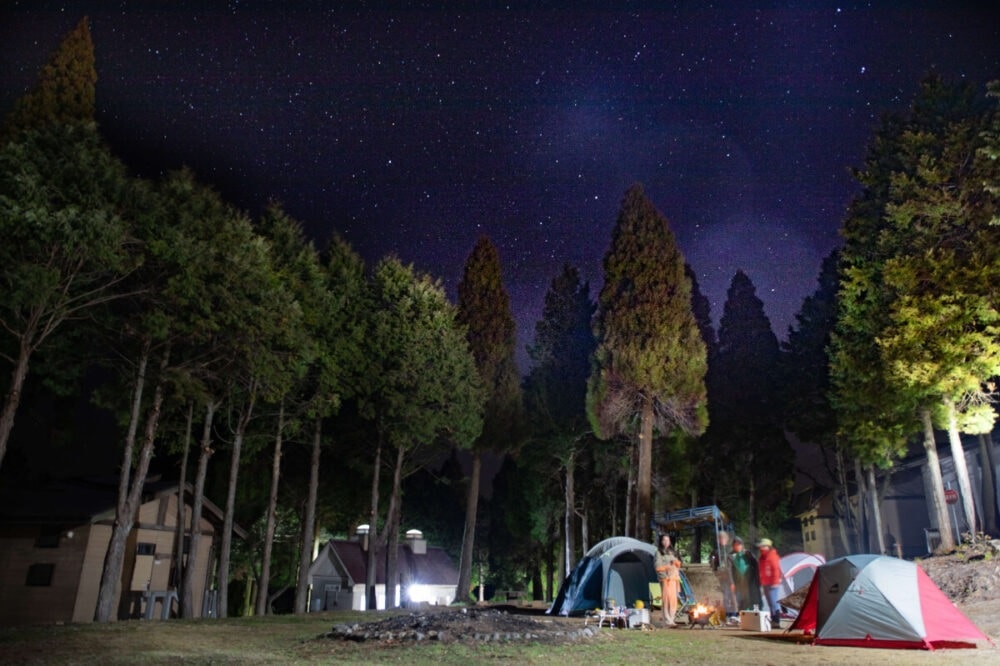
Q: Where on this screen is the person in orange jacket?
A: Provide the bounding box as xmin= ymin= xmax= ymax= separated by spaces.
xmin=654 ymin=533 xmax=681 ymax=626
xmin=756 ymin=538 xmax=782 ymax=626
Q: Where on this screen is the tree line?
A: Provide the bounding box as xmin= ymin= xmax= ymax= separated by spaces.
xmin=2 ymin=18 xmax=997 ymax=617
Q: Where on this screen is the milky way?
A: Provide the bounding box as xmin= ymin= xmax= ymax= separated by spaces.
xmin=2 ymin=2 xmax=997 ymax=368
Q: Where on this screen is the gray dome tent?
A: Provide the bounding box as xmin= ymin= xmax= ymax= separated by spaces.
xmin=548 ymin=537 xmax=692 ymax=616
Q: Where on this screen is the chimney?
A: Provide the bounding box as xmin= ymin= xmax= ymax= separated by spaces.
xmin=405 ymin=528 xmax=426 ymax=555
xmin=356 ymin=524 xmax=370 ymax=552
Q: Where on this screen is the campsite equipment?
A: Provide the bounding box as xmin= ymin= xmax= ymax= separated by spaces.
xmin=788 ymin=554 xmax=991 ymax=650
xmin=767 ymin=551 xmax=825 ymax=618
xmin=548 ymin=537 xmax=694 ymax=616
xmin=740 ymin=608 xmax=771 ymax=632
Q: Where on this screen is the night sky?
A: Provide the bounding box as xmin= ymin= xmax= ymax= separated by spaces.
xmin=2 ymin=3 xmax=998 ymax=369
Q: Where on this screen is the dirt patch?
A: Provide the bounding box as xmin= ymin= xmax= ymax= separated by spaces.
xmin=328 ymin=606 xmax=608 ymax=645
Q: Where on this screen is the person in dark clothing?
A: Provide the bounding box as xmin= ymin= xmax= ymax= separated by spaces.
xmin=729 ymin=536 xmax=761 ymax=612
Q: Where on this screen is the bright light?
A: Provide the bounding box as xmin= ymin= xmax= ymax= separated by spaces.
xmin=408 ymin=584 xmax=434 ymax=604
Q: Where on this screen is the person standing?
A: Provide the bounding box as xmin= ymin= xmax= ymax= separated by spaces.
xmin=711 ymin=530 xmax=736 ymax=618
xmin=654 ymin=533 xmax=681 ymax=626
xmin=728 ymin=536 xmax=761 ymax=612
xmin=756 ymin=537 xmax=782 ymax=627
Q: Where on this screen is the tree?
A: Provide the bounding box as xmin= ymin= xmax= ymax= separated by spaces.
xmin=780 ymin=252 xmax=859 ymax=552
xmin=832 ymin=76 xmax=998 ymax=551
xmin=524 ymin=264 xmax=594 ymax=574
xmin=292 ymin=234 xmax=366 ymax=614
xmin=875 ymin=77 xmax=1000 ymax=540
xmin=706 ymin=271 xmax=792 ymax=534
xmin=0 ymin=17 xmax=137 ymax=477
xmin=455 ymin=236 xmax=523 ymax=603
xmin=360 ymin=257 xmax=484 ymax=608
xmin=587 ymin=183 xmax=707 ymax=540
xmin=2 ymin=17 xmax=95 ymax=139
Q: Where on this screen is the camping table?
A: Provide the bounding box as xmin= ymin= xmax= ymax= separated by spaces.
xmin=586 ymin=609 xmax=627 ymax=628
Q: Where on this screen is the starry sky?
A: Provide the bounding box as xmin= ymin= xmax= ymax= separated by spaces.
xmin=2 ymin=2 xmax=998 ymax=369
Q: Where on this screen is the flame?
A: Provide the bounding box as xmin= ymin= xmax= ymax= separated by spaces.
xmin=691 ymin=603 xmax=710 ymax=617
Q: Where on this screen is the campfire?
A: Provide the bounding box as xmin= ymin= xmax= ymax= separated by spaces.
xmin=686 ymin=603 xmax=722 ymax=629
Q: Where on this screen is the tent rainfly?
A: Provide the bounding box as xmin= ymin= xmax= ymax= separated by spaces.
xmin=547 ymin=537 xmax=693 ymax=616
xmin=789 ymin=554 xmax=991 ymax=650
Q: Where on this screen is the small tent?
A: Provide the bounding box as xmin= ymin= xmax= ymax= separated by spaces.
xmin=769 ymin=552 xmax=825 ymax=618
xmin=788 ymin=554 xmax=990 ymax=650
xmin=548 ymin=537 xmax=692 ymax=616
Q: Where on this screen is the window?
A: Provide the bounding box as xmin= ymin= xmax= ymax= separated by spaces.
xmin=136 ymin=542 xmax=156 ymax=556
xmin=26 ymin=563 xmax=55 ymax=586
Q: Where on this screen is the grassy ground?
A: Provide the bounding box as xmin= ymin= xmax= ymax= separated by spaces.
xmin=1 ymin=609 xmax=996 ymax=665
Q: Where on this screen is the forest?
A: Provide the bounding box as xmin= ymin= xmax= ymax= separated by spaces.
xmin=1 ymin=19 xmax=998 ymax=621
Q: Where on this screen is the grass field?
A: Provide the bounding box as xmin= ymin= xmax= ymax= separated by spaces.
xmin=1 ymin=609 xmax=997 ymax=665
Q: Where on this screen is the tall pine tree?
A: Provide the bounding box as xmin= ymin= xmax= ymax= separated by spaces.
xmin=524 ymin=264 xmax=595 ymax=574
xmin=3 ymin=17 xmax=96 ymax=139
xmin=587 ymin=183 xmax=707 ymax=540
xmin=706 ymin=271 xmax=792 ymax=536
xmin=455 ymin=236 xmax=523 ymax=603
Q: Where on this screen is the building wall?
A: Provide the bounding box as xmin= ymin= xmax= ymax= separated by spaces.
xmin=72 ymin=524 xmax=111 ymax=622
xmin=0 ymin=524 xmax=89 ymax=625
xmin=0 ymin=489 xmax=223 ymax=625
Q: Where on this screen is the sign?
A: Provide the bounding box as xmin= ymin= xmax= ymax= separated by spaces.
xmin=944 ymin=488 xmax=959 ymax=505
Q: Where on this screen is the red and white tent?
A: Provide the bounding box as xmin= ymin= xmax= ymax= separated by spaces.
xmin=789 ymin=554 xmax=991 ymax=650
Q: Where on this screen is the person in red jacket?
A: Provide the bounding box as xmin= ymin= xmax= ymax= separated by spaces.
xmin=756 ymin=538 xmax=782 ymax=627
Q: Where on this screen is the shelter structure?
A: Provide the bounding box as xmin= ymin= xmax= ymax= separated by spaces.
xmin=652 ymin=505 xmax=731 ymax=556
xmin=548 ymin=536 xmax=694 ymax=616
xmin=652 ymin=505 xmax=732 ymax=605
xmin=0 ymin=476 xmax=241 ymax=625
xmin=789 ymin=554 xmax=991 ymax=650
xmin=307 ymin=528 xmax=458 ymax=611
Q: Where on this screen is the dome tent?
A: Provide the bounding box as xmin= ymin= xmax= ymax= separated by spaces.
xmin=547 ymin=537 xmax=692 ymax=616
xmin=788 ymin=554 xmax=991 ymax=650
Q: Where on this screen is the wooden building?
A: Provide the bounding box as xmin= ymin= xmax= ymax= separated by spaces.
xmin=0 ymin=476 xmax=243 ymax=625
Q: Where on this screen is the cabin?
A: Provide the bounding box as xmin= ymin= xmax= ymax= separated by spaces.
xmin=0 ymin=476 xmax=243 ymax=625
xmin=307 ymin=528 xmax=458 ymax=611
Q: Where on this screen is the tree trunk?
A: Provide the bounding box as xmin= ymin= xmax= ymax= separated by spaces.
xmin=456 ymin=450 xmax=482 ymax=605
xmin=979 ymin=433 xmax=999 ymax=536
xmin=579 ymin=497 xmax=589 ymax=555
xmin=94 ymin=344 xmax=149 ymax=622
xmin=365 ymin=438 xmax=382 ymax=610
xmin=174 ymin=403 xmax=194 ymax=594
xmin=546 ymin=514 xmax=557 ymax=602
xmin=944 ymin=398 xmax=978 ymax=539
xmin=748 ymin=454 xmax=757 ymax=546
xmin=0 ymin=340 xmax=32 ymax=474
xmin=257 ymin=400 xmax=285 ymax=616
xmin=564 ymin=449 xmax=576 ymax=575
xmin=218 ymin=382 xmax=257 ymax=619
xmin=182 ymin=400 xmax=217 ymax=618
xmin=637 ymin=398 xmax=653 ymax=543
xmin=531 ymin=561 xmax=543 ymax=602
xmin=854 ymin=458 xmax=868 ymax=552
xmin=625 ymin=443 xmax=635 ymax=538
xmin=294 ymin=415 xmax=323 ymax=613
xmin=920 ymin=407 xmax=953 ymax=550
xmin=867 ymin=465 xmax=886 ymax=555
xmin=834 ymin=446 xmax=854 ymax=556
xmin=384 ymin=445 xmax=405 ymax=608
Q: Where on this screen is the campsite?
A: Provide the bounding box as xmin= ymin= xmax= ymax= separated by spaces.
xmin=1 ymin=548 xmax=997 ymax=664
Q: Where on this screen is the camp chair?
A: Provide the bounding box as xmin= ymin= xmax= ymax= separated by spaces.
xmin=648 ymin=582 xmax=662 ymax=609
xmin=677 ymin=570 xmax=695 ymax=611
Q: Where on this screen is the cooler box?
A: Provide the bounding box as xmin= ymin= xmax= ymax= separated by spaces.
xmin=739 ymin=610 xmax=771 ymax=632
xmin=627 ymin=608 xmax=650 ymax=628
